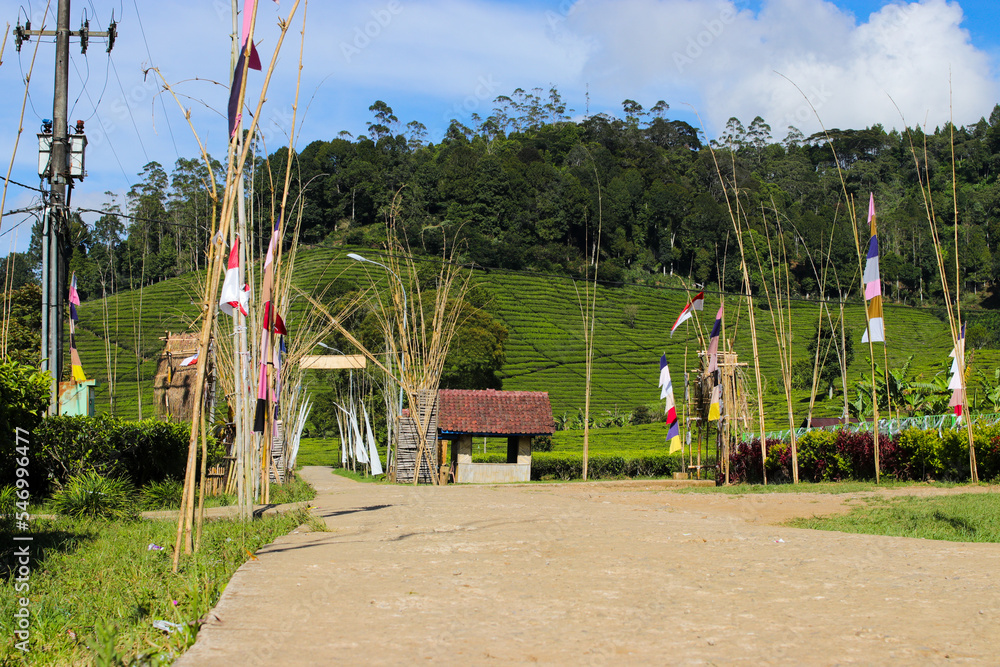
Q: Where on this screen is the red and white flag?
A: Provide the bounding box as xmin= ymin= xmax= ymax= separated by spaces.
xmin=670 ymin=291 xmax=704 ymax=336
xmin=219 ymin=235 xmax=249 ymax=317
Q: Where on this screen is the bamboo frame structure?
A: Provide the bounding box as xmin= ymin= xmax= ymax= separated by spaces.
xmin=302 ymin=206 xmax=471 ymax=485
xmin=166 ymin=0 xmax=304 ymax=571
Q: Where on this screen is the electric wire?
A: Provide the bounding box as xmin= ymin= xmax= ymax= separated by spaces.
xmin=130 ymin=0 xmax=180 ymax=160
xmin=0 ymin=175 xmax=46 ymax=193
xmin=67 ymin=51 xmax=90 ymax=120
xmin=107 ymin=55 xmax=149 ymax=163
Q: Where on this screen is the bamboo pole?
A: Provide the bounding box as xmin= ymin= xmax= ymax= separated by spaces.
xmin=948 ymin=101 xmax=978 ymax=482
xmin=0 ymin=1 xmax=50 ymax=357
xmin=776 ymin=73 xmax=884 ymax=481
xmin=850 ymin=193 xmax=881 ymax=484
xmin=572 ymin=151 xmax=603 ymax=482
xmin=195 ymin=404 xmax=209 ymax=550
xmin=171 ymin=0 xmax=302 ymax=571
xmin=719 ymin=185 xmax=767 ymax=484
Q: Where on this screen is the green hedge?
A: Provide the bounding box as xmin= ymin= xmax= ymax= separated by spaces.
xmin=473 ymin=451 xmax=680 ymax=480
xmin=31 ymin=415 xmax=221 ymax=494
xmin=732 ymin=424 xmax=1000 ymax=484
xmin=0 ymin=361 xmax=50 ymax=487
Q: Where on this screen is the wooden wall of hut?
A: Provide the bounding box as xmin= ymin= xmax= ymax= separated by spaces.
xmin=153 ymin=332 xmax=201 ymax=422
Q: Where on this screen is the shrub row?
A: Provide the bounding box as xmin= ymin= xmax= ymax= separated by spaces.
xmin=730 ymin=425 xmax=1000 ymax=484
xmin=473 ymin=451 xmax=680 ymax=480
xmin=28 ymin=415 xmax=221 ymax=494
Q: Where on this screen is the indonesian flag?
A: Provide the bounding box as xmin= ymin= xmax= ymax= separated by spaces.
xmin=272 ymin=311 xmax=287 ymax=335
xmin=219 ymin=235 xmax=249 ymax=317
xmin=659 ymin=355 xmax=682 ymax=453
xmin=670 ymin=291 xmax=704 ymax=336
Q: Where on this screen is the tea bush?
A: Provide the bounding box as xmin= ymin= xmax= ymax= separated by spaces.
xmin=34 ymin=415 xmax=222 ymax=493
xmin=469 ymin=451 xmax=680 ymax=480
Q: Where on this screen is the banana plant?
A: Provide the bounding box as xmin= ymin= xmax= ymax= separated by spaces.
xmin=974 ymin=368 xmax=1000 ymax=413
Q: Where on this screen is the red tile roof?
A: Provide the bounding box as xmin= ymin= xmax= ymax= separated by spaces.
xmin=438 ymin=389 xmax=554 ymax=436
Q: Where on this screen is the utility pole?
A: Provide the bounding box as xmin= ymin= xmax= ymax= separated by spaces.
xmin=15 ymin=0 xmax=116 ymax=413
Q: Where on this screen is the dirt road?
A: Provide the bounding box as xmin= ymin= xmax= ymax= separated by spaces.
xmin=178 ymin=469 xmax=1000 ymax=665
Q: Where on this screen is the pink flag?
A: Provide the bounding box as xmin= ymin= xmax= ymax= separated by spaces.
xmin=240 ymin=0 xmax=262 ymax=71
xmin=69 ymin=272 xmax=80 ymax=306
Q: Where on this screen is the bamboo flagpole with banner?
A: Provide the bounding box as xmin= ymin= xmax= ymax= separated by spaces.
xmin=859 ymin=193 xmax=883 ymax=482
xmin=659 ymin=355 xmax=682 ymax=454
xmin=671 ymin=288 xmax=705 ymax=470
xmin=948 ymin=323 xmax=967 ymax=422
xmin=171 ymin=0 xmax=304 ymax=572
xmin=706 ymin=305 xmax=723 ymax=423
xmin=68 ymin=273 xmax=86 ymax=383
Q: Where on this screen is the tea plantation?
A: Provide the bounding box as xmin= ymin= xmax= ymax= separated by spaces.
xmin=66 ymin=244 xmax=999 ymax=430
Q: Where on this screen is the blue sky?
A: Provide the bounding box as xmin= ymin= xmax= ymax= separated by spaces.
xmin=3 ymin=0 xmax=1000 ymax=255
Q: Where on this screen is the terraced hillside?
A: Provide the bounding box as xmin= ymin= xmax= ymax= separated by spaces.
xmin=67 ymin=245 xmax=998 ymax=428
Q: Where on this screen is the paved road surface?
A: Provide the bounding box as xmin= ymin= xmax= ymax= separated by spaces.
xmin=178 ymin=468 xmax=1000 ymax=665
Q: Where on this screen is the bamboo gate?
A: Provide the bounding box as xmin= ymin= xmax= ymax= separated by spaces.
xmin=688 ymin=350 xmax=750 ymax=483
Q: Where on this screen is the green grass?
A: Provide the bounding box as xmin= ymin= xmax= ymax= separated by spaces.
xmin=0 ymin=510 xmax=310 ymax=665
xmin=680 ymin=480 xmax=964 ymax=494
xmin=331 ymin=468 xmax=386 ymax=483
xmin=267 ymin=472 xmax=317 ymax=504
xmin=69 ymin=244 xmax=998 ymax=427
xmin=789 ymin=492 xmax=1000 ymax=542
xmin=296 ymin=437 xmax=342 ymax=468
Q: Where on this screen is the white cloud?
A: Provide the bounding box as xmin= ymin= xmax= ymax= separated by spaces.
xmin=562 ymin=0 xmax=1000 ymax=136
xmin=3 ymin=0 xmax=999 ymax=256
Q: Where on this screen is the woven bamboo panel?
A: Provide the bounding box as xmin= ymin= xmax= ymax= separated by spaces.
xmin=395 ymin=390 xmax=438 ymax=484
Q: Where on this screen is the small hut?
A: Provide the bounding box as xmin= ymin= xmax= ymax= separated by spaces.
xmin=153 ymin=332 xmax=201 ymax=421
xmin=439 ymin=389 xmax=554 ymax=484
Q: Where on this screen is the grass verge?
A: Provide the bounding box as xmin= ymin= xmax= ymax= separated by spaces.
xmin=0 ymin=509 xmax=309 ymax=665
xmin=788 ymin=492 xmax=1000 ymax=542
xmin=332 ymin=468 xmax=385 ymax=484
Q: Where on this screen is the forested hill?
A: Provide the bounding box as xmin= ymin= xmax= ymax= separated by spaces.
xmin=26 ymin=90 xmax=1000 ymax=314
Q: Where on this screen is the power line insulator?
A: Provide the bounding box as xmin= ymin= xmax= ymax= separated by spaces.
xmin=106 ymin=18 xmax=117 ymax=53
xmin=80 ymin=18 xmax=90 ymax=54
xmin=14 ymin=20 xmax=29 ymax=52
